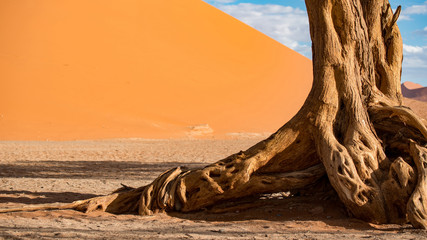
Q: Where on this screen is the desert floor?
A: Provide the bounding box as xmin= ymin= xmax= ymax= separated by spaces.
xmin=0 ymin=138 xmax=426 ymax=240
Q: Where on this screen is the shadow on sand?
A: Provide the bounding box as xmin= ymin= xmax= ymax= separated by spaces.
xmin=169 ymin=193 xmax=415 ymax=232
xmin=0 ymin=190 xmax=99 ymax=205
xmin=0 ymin=161 xmax=205 ymax=180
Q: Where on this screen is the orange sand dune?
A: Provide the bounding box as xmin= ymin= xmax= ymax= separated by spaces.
xmin=402 ymin=81 xmax=424 ymax=90
xmin=402 ymin=82 xmax=427 ymax=102
xmin=0 ymin=0 xmax=312 ymax=140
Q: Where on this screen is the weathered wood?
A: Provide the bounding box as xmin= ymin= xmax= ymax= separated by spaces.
xmin=1 ymin=0 xmax=426 ymax=229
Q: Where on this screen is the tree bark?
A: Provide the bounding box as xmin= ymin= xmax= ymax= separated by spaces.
xmin=1 ymin=0 xmax=426 ymax=229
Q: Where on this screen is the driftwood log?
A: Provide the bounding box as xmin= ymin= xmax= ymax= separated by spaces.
xmin=1 ymin=0 xmax=426 ymax=229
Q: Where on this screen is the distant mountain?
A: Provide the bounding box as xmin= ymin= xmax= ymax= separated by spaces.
xmin=401 ymin=82 xmax=427 ymax=102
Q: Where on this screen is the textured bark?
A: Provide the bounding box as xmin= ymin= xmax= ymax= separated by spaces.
xmin=1 ymin=0 xmax=426 ymax=229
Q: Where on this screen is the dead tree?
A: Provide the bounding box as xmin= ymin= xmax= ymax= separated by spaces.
xmin=1 ymin=0 xmax=426 ymax=229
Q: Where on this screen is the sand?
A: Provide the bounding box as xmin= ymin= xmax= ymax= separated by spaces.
xmin=404 ymin=98 xmax=427 ymax=120
xmin=1 ymin=138 xmax=426 ymax=239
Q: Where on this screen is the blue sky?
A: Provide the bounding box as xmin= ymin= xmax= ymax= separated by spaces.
xmin=203 ymin=0 xmax=427 ymax=86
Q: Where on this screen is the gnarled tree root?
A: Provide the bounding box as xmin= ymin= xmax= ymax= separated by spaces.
xmin=1 ymin=0 xmax=427 ymax=230
xmin=0 ymin=164 xmax=326 ymax=215
xmin=408 ymin=142 xmax=427 ymax=229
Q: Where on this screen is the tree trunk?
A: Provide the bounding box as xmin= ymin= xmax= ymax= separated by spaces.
xmin=2 ymin=0 xmax=426 ymax=229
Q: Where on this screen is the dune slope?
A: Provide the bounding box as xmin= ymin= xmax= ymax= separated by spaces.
xmin=0 ymin=0 xmax=312 ymax=140
xmin=401 ymin=82 xmax=427 ymax=102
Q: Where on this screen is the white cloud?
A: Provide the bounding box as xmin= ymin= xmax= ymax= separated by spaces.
xmin=402 ymin=44 xmax=427 ymax=85
xmin=403 ymin=44 xmax=424 ymax=53
xmin=215 ymin=3 xmax=312 ymax=57
xmin=400 ymin=1 xmax=427 ymax=20
xmin=404 ymin=1 xmax=427 ymax=15
xmin=403 ymin=44 xmax=427 ymax=68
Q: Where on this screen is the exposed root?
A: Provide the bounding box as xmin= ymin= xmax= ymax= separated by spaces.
xmin=381 ymin=157 xmax=416 ymax=223
xmin=0 ymin=164 xmax=326 ymax=215
xmin=407 ymin=142 xmax=427 ymax=229
xmin=0 ymin=203 xmax=80 ymax=214
xmin=315 ymin=127 xmax=387 ymax=224
xmin=138 ymin=167 xmax=188 ymax=215
xmin=0 ymin=192 xmax=132 ymax=214
xmin=370 ymin=105 xmax=427 ymax=140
